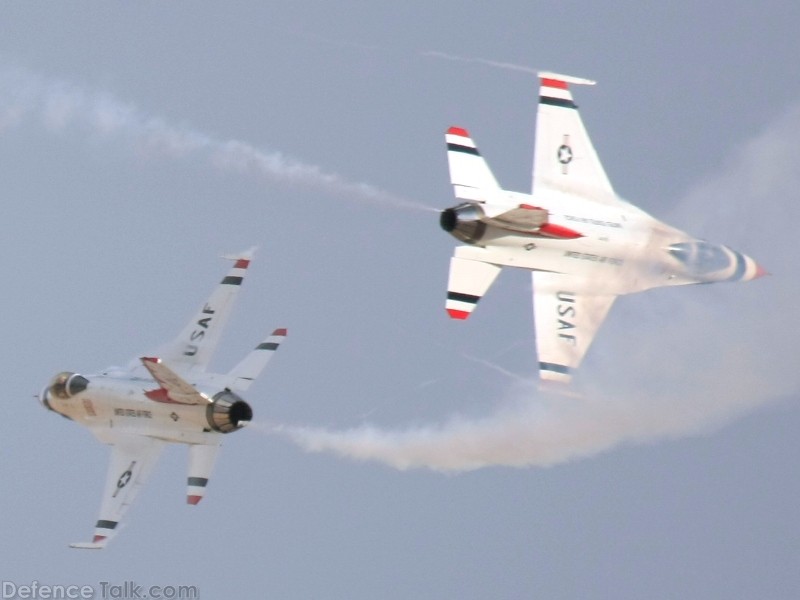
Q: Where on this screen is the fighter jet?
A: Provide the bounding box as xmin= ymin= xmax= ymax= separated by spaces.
xmin=441 ymin=72 xmax=764 ymax=384
xmin=39 ymin=250 xmax=286 ymax=548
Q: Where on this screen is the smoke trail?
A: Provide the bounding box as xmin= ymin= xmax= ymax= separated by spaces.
xmin=421 ymin=51 xmax=538 ymax=75
xmin=0 ymin=62 xmax=430 ymax=212
xmin=282 ymin=102 xmax=800 ymax=472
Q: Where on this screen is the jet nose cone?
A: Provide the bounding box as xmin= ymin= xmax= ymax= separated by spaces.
xmin=740 ymin=252 xmax=768 ymax=281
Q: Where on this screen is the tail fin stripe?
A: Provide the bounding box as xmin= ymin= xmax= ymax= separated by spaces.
xmin=446 ymin=142 xmax=481 ymax=156
xmin=447 ymin=291 xmax=480 ymax=304
xmin=539 ymin=362 xmax=571 ymax=375
xmin=540 ymin=96 xmax=577 ymax=110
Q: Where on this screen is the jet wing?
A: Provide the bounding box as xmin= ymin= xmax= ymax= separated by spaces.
xmin=154 ymin=249 xmax=255 ymax=374
xmin=140 ymin=356 xmax=210 ymax=405
xmin=70 ymin=435 xmax=165 ymax=549
xmin=532 ymin=271 xmax=616 ymax=383
xmin=532 ymin=72 xmax=624 ymax=206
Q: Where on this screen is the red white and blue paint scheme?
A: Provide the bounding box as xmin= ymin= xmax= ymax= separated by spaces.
xmin=441 ymin=72 xmax=765 ymax=384
xmin=39 ymin=249 xmax=286 ymax=549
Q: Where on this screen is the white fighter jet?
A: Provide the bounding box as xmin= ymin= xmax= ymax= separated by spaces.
xmin=39 ymin=250 xmax=286 ymax=548
xmin=441 ymin=72 xmax=764 ymax=384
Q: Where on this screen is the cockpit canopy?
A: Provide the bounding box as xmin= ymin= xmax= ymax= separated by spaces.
xmin=48 ymin=371 xmax=89 ymax=400
xmin=667 ymin=241 xmax=732 ymax=276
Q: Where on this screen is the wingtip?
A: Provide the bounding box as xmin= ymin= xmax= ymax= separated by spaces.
xmin=70 ymin=538 xmax=106 ymax=550
xmin=187 ymin=495 xmax=203 ymax=505
xmin=538 ymin=71 xmax=596 ymax=86
xmin=447 ymin=126 xmax=470 ymax=137
xmin=272 ymin=328 xmax=288 ymax=337
xmin=446 ymin=308 xmax=471 ymax=320
xmin=222 ymin=246 xmax=258 ymax=263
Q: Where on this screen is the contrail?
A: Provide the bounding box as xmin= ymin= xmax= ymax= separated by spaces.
xmin=281 ymin=102 xmax=800 ymax=472
xmin=421 ymin=51 xmax=538 ymax=75
xmin=0 ymin=62 xmax=432 ymax=212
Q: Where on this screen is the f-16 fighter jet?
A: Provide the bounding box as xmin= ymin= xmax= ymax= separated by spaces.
xmin=39 ymin=250 xmax=286 ymax=548
xmin=441 ymin=72 xmax=764 ymax=384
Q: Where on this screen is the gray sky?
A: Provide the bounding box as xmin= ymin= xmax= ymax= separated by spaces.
xmin=1 ymin=2 xmax=799 ymax=598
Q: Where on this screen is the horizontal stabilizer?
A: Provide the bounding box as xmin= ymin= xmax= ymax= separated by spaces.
xmin=446 ymin=256 xmax=502 ymax=320
xmin=446 ymin=126 xmax=501 ymax=201
xmin=227 ymin=328 xmax=287 ymax=392
xmin=187 ymin=443 xmax=220 ymax=505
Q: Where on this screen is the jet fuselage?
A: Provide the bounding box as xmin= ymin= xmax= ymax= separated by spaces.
xmin=441 ymin=187 xmax=762 ymax=296
xmin=40 ymin=371 xmax=251 ymax=445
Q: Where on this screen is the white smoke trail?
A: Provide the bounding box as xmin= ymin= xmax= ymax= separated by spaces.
xmin=0 ymin=62 xmax=430 ymax=212
xmin=282 ymin=102 xmax=800 ymax=472
xmin=421 ymin=51 xmax=538 ymax=75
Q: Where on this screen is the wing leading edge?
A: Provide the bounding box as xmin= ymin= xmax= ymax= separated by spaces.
xmin=70 ymin=435 xmax=165 ymax=549
xmin=156 ymin=248 xmax=256 ymax=375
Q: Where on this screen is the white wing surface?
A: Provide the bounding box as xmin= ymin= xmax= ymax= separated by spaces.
xmin=532 ymin=72 xmax=620 ymax=204
xmin=157 ymin=249 xmax=255 ymax=374
xmin=70 ymin=435 xmax=165 ymax=549
xmin=531 ymin=271 xmax=616 ymax=383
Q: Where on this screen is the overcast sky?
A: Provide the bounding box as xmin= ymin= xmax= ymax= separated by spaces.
xmin=1 ymin=3 xmax=799 ymax=599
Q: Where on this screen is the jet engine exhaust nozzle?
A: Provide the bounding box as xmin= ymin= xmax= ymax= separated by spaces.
xmin=440 ymin=202 xmax=487 ymax=244
xmin=206 ymin=390 xmax=253 ymax=434
xmin=440 ymin=207 xmax=458 ymax=232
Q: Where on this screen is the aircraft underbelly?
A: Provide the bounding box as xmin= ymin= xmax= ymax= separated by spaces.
xmin=456 ymin=230 xmax=651 ymax=295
